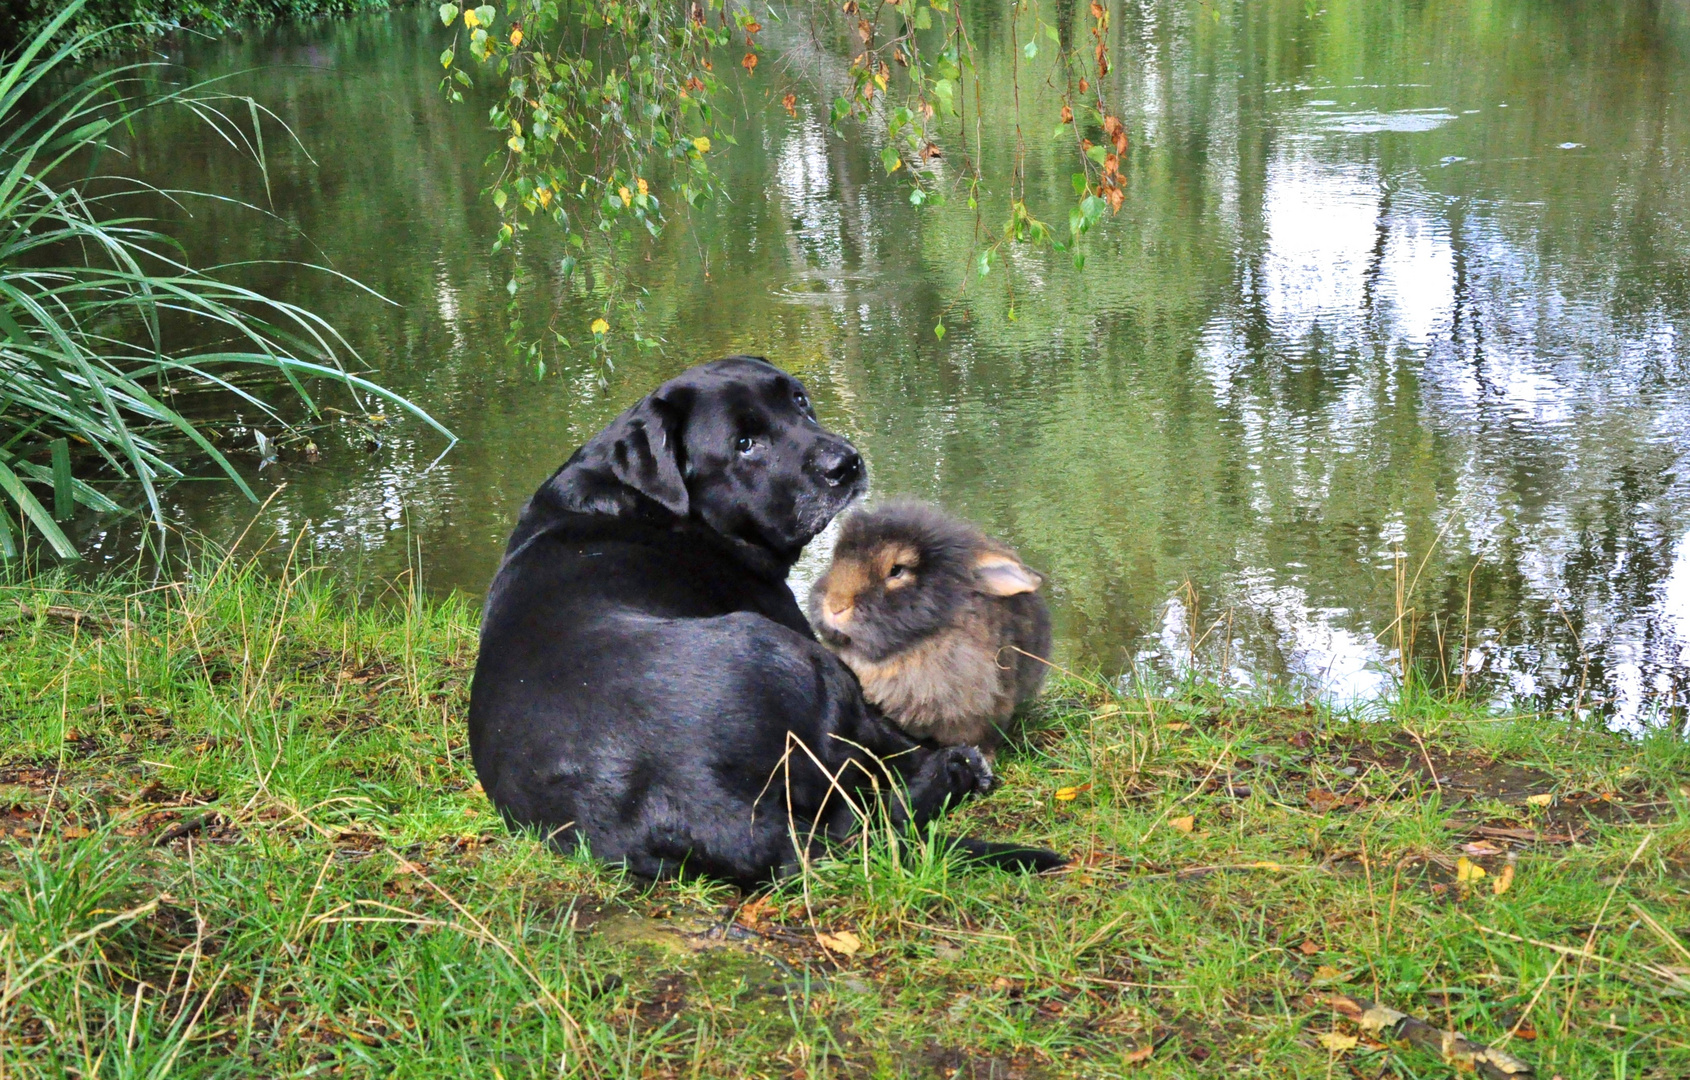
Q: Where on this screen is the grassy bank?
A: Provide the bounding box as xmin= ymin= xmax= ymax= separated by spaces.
xmin=2 ymin=0 xmax=410 ymax=53
xmin=1 ymin=561 xmax=1687 ymax=1078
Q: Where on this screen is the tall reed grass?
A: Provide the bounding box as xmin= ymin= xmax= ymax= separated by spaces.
xmin=0 ymin=0 xmax=451 ymax=560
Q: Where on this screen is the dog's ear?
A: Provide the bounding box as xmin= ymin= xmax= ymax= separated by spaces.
xmin=550 ymin=388 xmax=692 ymax=517
xmin=601 ymin=390 xmax=690 ymax=514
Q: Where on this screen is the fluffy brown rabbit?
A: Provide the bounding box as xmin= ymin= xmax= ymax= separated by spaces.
xmin=808 ymin=501 xmax=1052 ymax=751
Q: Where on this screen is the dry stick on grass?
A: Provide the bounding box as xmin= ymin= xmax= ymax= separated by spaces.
xmin=1324 ymin=993 xmax=1534 ymax=1079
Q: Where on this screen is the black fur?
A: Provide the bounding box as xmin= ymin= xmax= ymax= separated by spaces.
xmin=468 ymin=358 xmax=1064 ymax=887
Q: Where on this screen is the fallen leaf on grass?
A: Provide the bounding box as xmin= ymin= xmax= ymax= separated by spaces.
xmin=62 ymin=827 xmax=90 ymax=839
xmin=1317 ymin=1032 xmax=1358 ymax=1052
xmin=1298 ymin=940 xmax=1321 ymax=956
xmin=1095 ymin=703 xmax=1121 ymax=718
xmin=1314 ymin=965 xmax=1344 ymax=981
xmin=1162 ymin=722 xmax=1189 ymax=732
xmin=1124 ymin=1044 xmax=1154 ymax=1064
xmin=1492 ymin=858 xmax=1516 ymax=896
xmin=816 ymin=930 xmax=861 ymax=956
xmin=1461 ymin=840 xmax=1505 ymax=856
xmin=1054 ymin=782 xmax=1093 ymax=802
xmin=1456 ymin=856 xmax=1487 ymax=884
xmin=1525 ymin=793 xmax=1554 ymax=807
xmin=1169 ymin=815 xmax=1195 ymax=833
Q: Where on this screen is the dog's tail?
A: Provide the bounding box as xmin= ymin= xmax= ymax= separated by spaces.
xmin=948 ymin=836 xmax=1068 ymax=873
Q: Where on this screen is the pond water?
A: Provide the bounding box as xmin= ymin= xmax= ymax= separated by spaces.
xmin=80 ymin=0 xmax=1690 ymax=727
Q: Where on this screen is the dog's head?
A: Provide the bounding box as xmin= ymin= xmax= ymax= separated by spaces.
xmin=545 ymin=356 xmax=865 ymax=562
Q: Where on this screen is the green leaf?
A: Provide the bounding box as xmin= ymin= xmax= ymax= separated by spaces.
xmin=933 ymin=321 xmax=946 ymax=340
xmin=492 ymin=187 xmax=508 ymax=208
xmin=1046 ymin=24 xmax=1060 ymax=42
xmin=439 ymin=3 xmax=459 ymax=25
xmin=1023 ymin=40 xmax=1037 ymax=60
xmin=440 ymin=47 xmax=455 ymax=68
xmin=560 ymin=256 xmax=577 ymax=278
xmin=473 ymin=5 xmax=496 ymax=27
xmin=1086 ymin=143 xmax=1108 ymax=164
xmin=50 ymin=438 xmax=72 ymax=521
xmin=914 ymin=5 xmax=932 ymax=29
xmin=880 ymin=147 xmax=901 ymax=174
xmin=1073 ymin=172 xmax=1088 ymax=196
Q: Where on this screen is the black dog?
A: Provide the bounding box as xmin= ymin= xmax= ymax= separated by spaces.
xmin=468 ymin=357 xmax=1062 ymax=887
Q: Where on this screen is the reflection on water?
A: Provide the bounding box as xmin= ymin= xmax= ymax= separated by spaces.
xmin=76 ymin=0 xmax=1690 ymax=729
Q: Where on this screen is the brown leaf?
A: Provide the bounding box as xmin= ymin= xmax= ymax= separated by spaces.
xmin=1298 ymin=939 xmax=1321 ymax=955
xmin=1306 ymin=789 xmax=1346 ymax=812
xmin=1169 ymin=815 xmax=1195 ymax=834
xmin=1090 ymin=1 xmax=1106 ymax=19
xmin=1492 ymin=859 xmax=1516 ymax=896
xmin=742 ymin=52 xmax=758 ymax=73
xmin=1461 ymin=840 xmax=1505 ymax=857
xmin=857 ymin=18 xmax=872 ymax=43
xmin=1124 ymin=1044 xmax=1154 ymax=1064
xmin=816 ymin=929 xmax=861 ymax=956
xmin=744 ymin=20 xmax=761 ymax=33
xmin=1106 ymin=186 xmax=1124 ymax=213
xmin=62 ymin=826 xmax=91 ymax=839
xmin=1078 ymin=77 xmax=1089 ymax=93
xmin=782 ymin=92 xmax=797 ymax=116
xmin=1060 ymin=104 xmax=1073 ymax=124
xmin=1314 ymin=964 xmax=1343 ymax=980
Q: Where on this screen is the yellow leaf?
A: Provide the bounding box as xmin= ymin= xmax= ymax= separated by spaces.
xmin=816 ymin=929 xmax=861 ymax=956
xmin=1492 ymin=859 xmax=1516 ymax=896
xmin=1054 ymin=782 xmax=1092 ymax=802
xmin=1525 ymin=793 xmax=1553 ymax=807
xmin=463 ymin=8 xmax=480 ymax=27
xmin=1162 ymin=722 xmax=1189 ymax=731
xmin=1094 ymin=703 xmax=1121 ymax=717
xmin=1456 ymin=856 xmax=1486 ymax=883
xmin=1318 ymin=1032 xmax=1358 ymax=1053
xmin=1313 ymin=965 xmax=1342 ymax=981
xmin=693 ymin=136 xmax=711 ymax=153
xmin=618 ymin=185 xmax=631 ymax=206
xmin=509 ymin=26 xmax=523 ymax=46
xmin=62 ymin=826 xmax=90 ymax=839
xmin=1243 ymin=860 xmax=1284 ymax=872
xmin=636 ymin=177 xmax=649 ymax=196
xmin=590 ymin=318 xmax=609 ymax=334
xmin=536 ymin=187 xmax=551 ymax=207
xmin=1169 ymin=815 xmax=1195 ymax=834
xmin=874 ymin=72 xmax=889 ymax=91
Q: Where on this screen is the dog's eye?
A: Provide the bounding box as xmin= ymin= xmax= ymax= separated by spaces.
xmin=735 ymin=436 xmax=755 ymax=454
xmin=793 ymin=390 xmax=809 ymax=410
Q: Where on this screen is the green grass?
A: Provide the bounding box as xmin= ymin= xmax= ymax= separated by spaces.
xmin=1 ymin=558 xmax=1688 ymax=1078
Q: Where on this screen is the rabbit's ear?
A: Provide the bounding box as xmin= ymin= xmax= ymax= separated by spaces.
xmin=973 ymin=552 xmax=1042 ymax=596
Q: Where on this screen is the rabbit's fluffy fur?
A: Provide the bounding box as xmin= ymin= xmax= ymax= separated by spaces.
xmin=808 ymin=501 xmax=1051 ymax=750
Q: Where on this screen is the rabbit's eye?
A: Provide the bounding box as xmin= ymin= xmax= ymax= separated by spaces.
xmin=793 ymin=390 xmax=809 ymax=410
xmin=887 ymin=565 xmax=908 ymax=580
xmin=735 ymin=436 xmax=755 ymax=454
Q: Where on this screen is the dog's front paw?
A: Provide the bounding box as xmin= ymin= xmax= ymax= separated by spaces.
xmin=941 ymin=745 xmax=996 ymax=796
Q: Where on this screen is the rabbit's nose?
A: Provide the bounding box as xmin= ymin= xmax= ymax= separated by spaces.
xmin=826 ymin=599 xmax=854 ymax=624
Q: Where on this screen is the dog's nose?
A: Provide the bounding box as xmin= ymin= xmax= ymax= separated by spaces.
xmin=816 ymin=446 xmax=862 ymax=487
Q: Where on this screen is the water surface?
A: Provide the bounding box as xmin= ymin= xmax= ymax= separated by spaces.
xmin=82 ymin=0 xmax=1690 ymax=727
